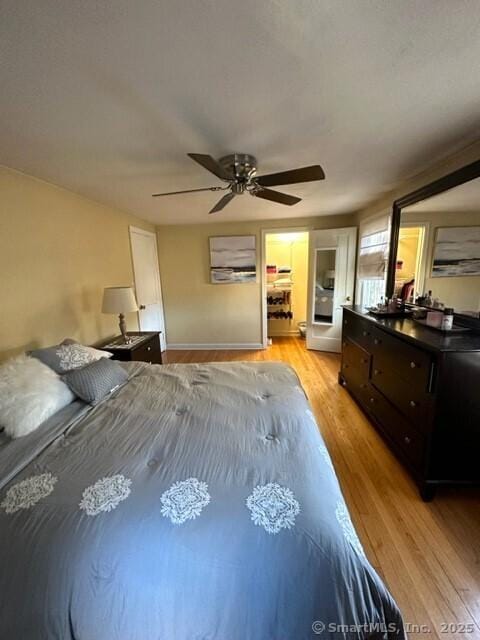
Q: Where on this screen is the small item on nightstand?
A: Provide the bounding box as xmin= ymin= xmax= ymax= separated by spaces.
xmin=441 ymin=308 xmax=454 ymax=331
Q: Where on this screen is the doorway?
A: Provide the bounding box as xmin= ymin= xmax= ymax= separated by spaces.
xmin=264 ymin=231 xmax=309 ymax=342
xmin=395 ymin=224 xmax=427 ymax=302
xmin=306 ymin=227 xmax=357 ymax=352
xmin=262 ymin=227 xmax=357 ymax=353
xmin=129 ymin=226 xmax=167 ymax=352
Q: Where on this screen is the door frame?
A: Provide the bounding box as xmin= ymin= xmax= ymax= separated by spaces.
xmin=261 ymin=226 xmax=310 ymax=349
xmin=129 ymin=225 xmax=166 ymax=350
xmin=399 ymin=220 xmax=430 ymax=301
xmin=306 ymin=226 xmax=357 ymax=352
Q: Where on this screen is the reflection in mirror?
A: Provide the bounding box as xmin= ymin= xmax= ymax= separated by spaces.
xmin=314 ymin=248 xmax=335 ymax=324
xmin=397 ymin=176 xmax=480 ymax=318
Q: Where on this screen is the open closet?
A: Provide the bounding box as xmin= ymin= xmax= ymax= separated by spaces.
xmin=265 ymin=232 xmax=309 ymax=338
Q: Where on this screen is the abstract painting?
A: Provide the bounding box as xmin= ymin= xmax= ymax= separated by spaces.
xmin=209 ymin=235 xmax=256 ymax=283
xmin=431 ymin=226 xmax=480 ymax=277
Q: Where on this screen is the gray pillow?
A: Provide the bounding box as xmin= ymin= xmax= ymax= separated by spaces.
xmin=63 ymin=358 xmax=128 ymax=406
xmin=30 ymin=340 xmax=112 ymax=374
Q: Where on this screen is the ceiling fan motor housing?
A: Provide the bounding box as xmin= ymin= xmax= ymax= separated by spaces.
xmin=218 ymin=153 xmax=258 ymax=182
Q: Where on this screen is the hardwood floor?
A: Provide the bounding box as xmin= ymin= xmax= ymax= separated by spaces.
xmin=166 ymin=336 xmax=480 ymax=640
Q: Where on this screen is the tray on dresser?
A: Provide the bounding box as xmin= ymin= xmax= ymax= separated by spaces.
xmin=412 ymin=317 xmax=470 ymax=334
xmin=367 ymin=307 xmax=413 ymax=318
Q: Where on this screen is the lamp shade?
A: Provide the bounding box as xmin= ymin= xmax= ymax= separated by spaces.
xmin=102 ymin=287 xmax=138 ymax=314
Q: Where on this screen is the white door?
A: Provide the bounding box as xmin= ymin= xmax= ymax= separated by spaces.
xmin=129 ymin=226 xmax=166 ymax=351
xmin=306 ymin=227 xmax=356 ymax=352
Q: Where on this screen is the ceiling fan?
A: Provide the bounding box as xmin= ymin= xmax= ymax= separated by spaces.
xmin=152 ymin=153 xmax=325 ymax=214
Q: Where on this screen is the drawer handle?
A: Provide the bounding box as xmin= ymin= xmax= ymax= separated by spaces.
xmin=404 ymin=436 xmax=411 ymax=445
xmin=362 ymin=331 xmax=369 ymax=337
xmin=361 ymin=358 xmax=368 ymax=364
xmin=147 ymin=346 xmax=152 ymax=351
xmin=343 ymin=363 xmax=349 ymax=369
xmin=360 ymin=383 xmax=367 ymax=389
xmin=369 ymin=397 xmax=375 ymax=404
xmin=374 ymin=338 xmax=381 ymax=345
xmin=410 ymin=361 xmax=418 ymax=369
xmin=409 ymin=400 xmax=417 ymax=408
xmin=374 ymin=369 xmax=380 ymax=375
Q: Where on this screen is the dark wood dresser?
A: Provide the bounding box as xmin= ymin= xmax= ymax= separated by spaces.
xmin=339 ymin=306 xmax=480 ymax=500
xmin=98 ymin=332 xmax=162 ymax=365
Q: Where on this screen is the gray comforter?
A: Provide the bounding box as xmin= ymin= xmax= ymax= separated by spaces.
xmin=0 ymin=361 xmax=405 ymax=639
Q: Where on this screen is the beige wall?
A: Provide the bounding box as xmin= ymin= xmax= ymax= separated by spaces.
xmin=0 ymin=166 xmax=154 ymax=361
xmin=156 ymin=215 xmax=355 ymax=347
xmin=402 ymin=210 xmax=480 ymax=313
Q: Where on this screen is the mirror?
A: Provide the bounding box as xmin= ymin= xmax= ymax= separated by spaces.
xmin=388 ymin=163 xmax=480 ymax=320
xmin=313 ymin=248 xmax=336 ymax=324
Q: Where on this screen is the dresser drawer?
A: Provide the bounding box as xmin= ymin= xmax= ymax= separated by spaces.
xmin=342 ymin=310 xmax=372 ymax=350
xmin=370 ymin=326 xmax=432 ymax=390
xmin=371 ymin=356 xmax=432 ymax=433
xmin=131 ymin=336 xmax=162 ymax=364
xmin=365 ymin=385 xmax=426 ymax=471
xmin=342 ymin=338 xmax=371 ymax=379
xmin=340 ymin=364 xmax=370 ymax=405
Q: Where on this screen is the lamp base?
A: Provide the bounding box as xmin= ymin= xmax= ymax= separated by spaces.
xmin=118 ymin=313 xmax=131 ymax=344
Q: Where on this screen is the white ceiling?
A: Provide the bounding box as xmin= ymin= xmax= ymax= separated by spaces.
xmin=1 ymin=0 xmax=480 ymax=225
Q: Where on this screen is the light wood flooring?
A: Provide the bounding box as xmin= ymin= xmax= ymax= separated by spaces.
xmin=166 ymin=336 xmax=480 ymax=640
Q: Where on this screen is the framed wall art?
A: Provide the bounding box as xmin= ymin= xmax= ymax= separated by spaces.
xmin=209 ymin=235 xmax=256 ymax=283
xmin=431 ymin=226 xmax=480 ymax=277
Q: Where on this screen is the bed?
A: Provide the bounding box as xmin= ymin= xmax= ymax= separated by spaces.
xmin=0 ymin=361 xmax=405 ymax=639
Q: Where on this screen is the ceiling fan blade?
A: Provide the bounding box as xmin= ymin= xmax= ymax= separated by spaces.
xmin=253 ymin=188 xmax=301 ymax=206
xmin=209 ymin=192 xmax=235 ymax=214
xmin=187 ymin=153 xmax=231 ymax=181
xmin=256 ymin=164 xmax=325 ymax=187
xmin=152 ymin=186 xmax=222 ymax=197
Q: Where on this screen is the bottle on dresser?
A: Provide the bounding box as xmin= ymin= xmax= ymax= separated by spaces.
xmin=441 ymin=308 xmax=454 ymax=331
xmin=424 ymin=290 xmax=433 ymax=307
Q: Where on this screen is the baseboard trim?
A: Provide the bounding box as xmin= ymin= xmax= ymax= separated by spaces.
xmin=167 ymin=342 xmax=265 ymax=351
xmin=268 ymin=330 xmax=300 ymax=337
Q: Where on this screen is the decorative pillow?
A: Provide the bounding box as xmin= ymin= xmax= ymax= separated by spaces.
xmin=63 ymin=358 xmax=128 ymax=406
xmin=0 ymin=355 xmax=75 ymax=439
xmin=30 ymin=340 xmax=112 ymax=374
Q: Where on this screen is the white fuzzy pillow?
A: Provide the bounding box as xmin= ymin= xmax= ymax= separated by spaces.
xmin=0 ymin=355 xmax=75 ymax=438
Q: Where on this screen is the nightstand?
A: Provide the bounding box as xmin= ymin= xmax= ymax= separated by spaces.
xmin=98 ymin=331 xmax=162 ymax=364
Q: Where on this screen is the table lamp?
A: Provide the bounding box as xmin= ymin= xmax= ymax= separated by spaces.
xmin=102 ymin=286 xmax=139 ymax=344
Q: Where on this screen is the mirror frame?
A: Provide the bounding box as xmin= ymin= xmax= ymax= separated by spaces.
xmin=386 ymin=158 xmax=480 ymax=323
